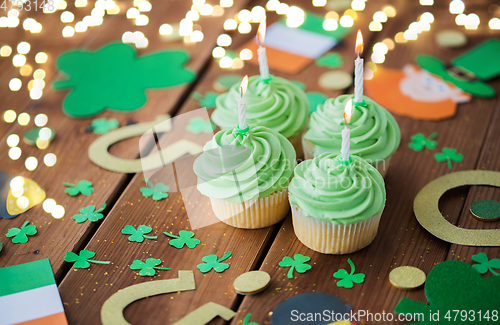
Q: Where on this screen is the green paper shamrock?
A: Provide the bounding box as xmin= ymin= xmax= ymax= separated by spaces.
xmin=242 ymin=313 xmax=259 ymax=325
xmin=63 ymin=180 xmax=94 ymax=196
xmin=186 ymin=117 xmax=215 ymax=134
xmin=163 ymin=230 xmax=200 ymax=249
xmin=53 ymin=43 xmax=195 ymax=118
xmin=435 ymin=147 xmax=463 ymax=169
xmin=192 ymin=91 xmax=219 ymax=108
xmin=73 ymin=203 xmax=106 ymax=223
xmin=130 ymin=258 xmax=171 ymax=276
xmin=316 ymin=52 xmax=344 ymax=69
xmin=333 ymin=258 xmax=365 ymax=288
xmin=90 ymin=117 xmax=119 ymax=134
xmin=278 ymin=254 xmax=312 ymax=279
xmin=395 ymin=260 xmax=500 ymax=324
xmin=409 ymin=132 xmax=438 ymax=151
xmin=471 ymin=252 xmax=500 ymax=276
xmin=140 ymin=178 xmax=169 ymax=201
xmin=6 ymin=221 xmax=37 ymax=244
xmin=122 ymin=225 xmax=157 ymax=243
xmin=64 ymin=250 xmax=110 ymax=269
xmin=197 ymin=251 xmax=231 ymax=273
xmin=306 ymin=92 xmax=328 ymax=114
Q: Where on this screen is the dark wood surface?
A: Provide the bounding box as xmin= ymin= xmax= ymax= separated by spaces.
xmin=0 ymin=0 xmax=499 ymax=324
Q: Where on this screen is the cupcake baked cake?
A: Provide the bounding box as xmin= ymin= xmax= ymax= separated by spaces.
xmin=303 ymin=95 xmax=400 ymax=177
xmin=288 ymin=153 xmax=386 ymax=254
xmin=193 ymin=124 xmax=296 ymax=229
xmin=211 ymin=75 xmax=309 ymax=157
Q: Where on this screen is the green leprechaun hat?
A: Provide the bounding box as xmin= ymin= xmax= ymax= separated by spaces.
xmin=416 ymin=39 xmax=500 ymax=97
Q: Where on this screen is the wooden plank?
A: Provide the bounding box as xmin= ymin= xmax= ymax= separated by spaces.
xmin=231 ymin=4 xmax=500 ymax=324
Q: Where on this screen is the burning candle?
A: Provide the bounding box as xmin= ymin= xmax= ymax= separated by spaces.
xmin=354 ymin=30 xmax=364 ymax=104
xmin=341 ymin=98 xmax=353 ymax=161
xmin=236 ymin=75 xmax=249 ymax=130
xmin=257 ymin=20 xmax=270 ymax=79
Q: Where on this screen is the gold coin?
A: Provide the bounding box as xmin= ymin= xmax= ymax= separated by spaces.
xmin=389 ymin=266 xmax=426 ymax=289
xmin=436 ymin=30 xmax=467 ymax=48
xmin=318 ymin=71 xmax=352 ymax=90
xmin=233 ymin=270 xmax=270 ymax=295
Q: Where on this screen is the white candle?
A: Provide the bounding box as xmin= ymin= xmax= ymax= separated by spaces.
xmin=257 ymin=20 xmax=270 ymax=79
xmin=237 ymin=75 xmax=249 ymax=129
xmin=341 ymin=98 xmax=353 ymax=161
xmin=354 ymin=30 xmax=364 ymax=103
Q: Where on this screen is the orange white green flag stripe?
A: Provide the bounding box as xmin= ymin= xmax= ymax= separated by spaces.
xmin=0 ymin=259 xmax=68 ymax=325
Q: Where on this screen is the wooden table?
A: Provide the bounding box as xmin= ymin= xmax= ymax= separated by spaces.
xmin=1 ymin=0 xmax=499 ymax=324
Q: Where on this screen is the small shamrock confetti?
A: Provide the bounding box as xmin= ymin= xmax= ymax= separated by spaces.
xmin=130 ymin=258 xmax=171 ymax=276
xmin=306 ymin=92 xmax=328 ymax=114
xmin=242 ymin=313 xmax=259 ymax=325
xmin=90 ymin=117 xmax=119 ymax=134
xmin=197 ymin=252 xmax=231 ymax=273
xmin=63 ymin=180 xmax=94 ymax=196
xmin=64 ymin=250 xmax=110 ymax=269
xmin=408 ymin=132 xmax=438 ymax=151
xmin=73 ymin=203 xmax=106 ymax=223
xmin=278 ymin=254 xmax=312 ymax=279
xmin=316 ymin=52 xmax=344 ymax=69
xmin=471 ymin=252 xmax=500 ymax=276
xmin=333 ymin=258 xmax=365 ymax=288
xmin=164 ymin=230 xmax=200 ymax=249
xmin=186 ymin=116 xmax=215 ymax=134
xmin=122 ymin=225 xmax=157 ymax=243
xmin=192 ymin=91 xmax=219 ymax=108
xmin=6 ymin=221 xmax=37 ymax=244
xmin=435 ymin=147 xmax=463 ymax=169
xmin=140 ymin=178 xmax=169 ymax=201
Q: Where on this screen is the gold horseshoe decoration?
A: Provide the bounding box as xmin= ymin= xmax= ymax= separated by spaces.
xmin=414 ymin=170 xmax=500 ymax=246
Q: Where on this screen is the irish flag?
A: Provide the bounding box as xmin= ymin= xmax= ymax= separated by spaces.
xmin=0 ymin=259 xmax=68 ymax=325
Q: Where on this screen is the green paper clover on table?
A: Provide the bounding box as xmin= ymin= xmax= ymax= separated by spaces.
xmin=472 ymin=252 xmax=500 ymax=276
xmin=163 ymin=230 xmax=200 ymax=249
xmin=279 ymin=254 xmax=312 ymax=279
xmin=122 ymin=225 xmax=157 ymax=243
xmin=192 ymin=91 xmax=219 ymax=108
xmin=186 ymin=116 xmax=215 ymax=134
xmin=6 ymin=221 xmax=37 ymax=244
xmin=140 ymin=178 xmax=169 ymax=201
xmin=64 ymin=180 xmax=94 ymax=196
xmin=409 ymin=132 xmax=438 ymax=151
xmin=242 ymin=313 xmax=259 ymax=325
xmin=435 ymin=147 xmax=463 ymax=170
xmin=53 ymin=43 xmax=195 ymax=118
xmin=73 ymin=203 xmax=106 ymax=223
xmin=316 ymin=52 xmax=344 ymax=69
xmin=64 ymin=250 xmax=110 ymax=269
xmin=130 ymin=258 xmax=171 ymax=276
xmin=333 ymin=258 xmax=365 ymax=288
xmin=197 ymin=252 xmax=231 ymax=273
xmin=90 ymin=117 xmax=119 ymax=134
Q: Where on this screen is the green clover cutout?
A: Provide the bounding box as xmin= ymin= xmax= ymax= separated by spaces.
xmin=130 ymin=258 xmax=171 ymax=276
xmin=306 ymin=92 xmax=328 ymax=114
xmin=73 ymin=203 xmax=106 ymax=223
xmin=435 ymin=147 xmax=463 ymax=169
xmin=64 ymin=250 xmax=110 ymax=269
xmin=63 ymin=180 xmax=94 ymax=196
xmin=140 ymin=178 xmax=169 ymax=201
xmin=333 ymin=258 xmax=365 ymax=288
xmin=186 ymin=117 xmax=215 ymax=134
xmin=6 ymin=221 xmax=37 ymax=244
xmin=192 ymin=91 xmax=219 ymax=108
xmin=197 ymin=251 xmax=231 ymax=273
xmin=122 ymin=225 xmax=157 ymax=243
xmin=409 ymin=132 xmax=438 ymax=151
xmin=90 ymin=117 xmax=119 ymax=134
xmin=316 ymin=52 xmax=344 ymax=69
xmin=278 ymin=254 xmax=312 ymax=279
xmin=163 ymin=230 xmax=200 ymax=249
xmin=472 ymin=252 xmax=500 ymax=276
xmin=53 ymin=43 xmax=195 ymax=118
xmin=242 ymin=313 xmax=259 ymax=325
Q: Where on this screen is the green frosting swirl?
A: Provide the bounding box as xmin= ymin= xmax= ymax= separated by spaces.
xmin=304 ymin=95 xmax=401 ymax=162
xmin=289 ymin=153 xmax=386 ymax=224
xmin=194 ymin=125 xmax=296 ymax=203
xmin=211 ymin=75 xmax=309 ymax=138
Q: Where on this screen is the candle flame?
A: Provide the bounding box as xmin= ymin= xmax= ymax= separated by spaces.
xmin=355 ymin=29 xmax=364 ymax=56
xmin=344 ymin=98 xmax=353 ymax=124
xmin=240 ymin=75 xmax=249 ymax=96
xmin=257 ymin=20 xmax=266 ymax=45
